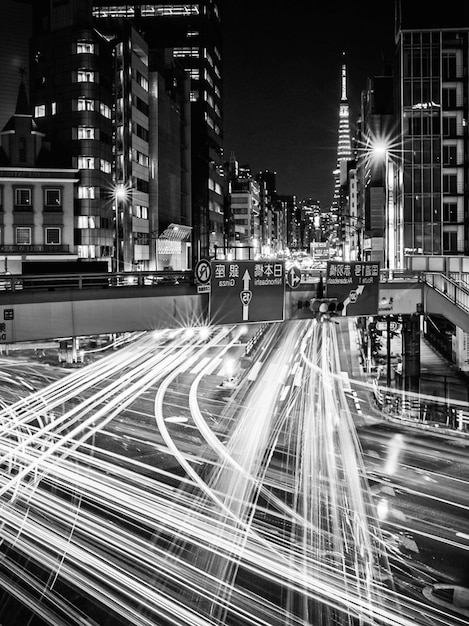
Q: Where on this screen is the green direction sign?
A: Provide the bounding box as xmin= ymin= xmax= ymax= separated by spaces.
xmin=325 ymin=261 xmax=380 ymax=316
xmin=209 ymin=260 xmax=285 ymax=325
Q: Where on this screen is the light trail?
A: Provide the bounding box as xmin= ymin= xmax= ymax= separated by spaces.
xmin=0 ymin=323 xmax=467 ymax=625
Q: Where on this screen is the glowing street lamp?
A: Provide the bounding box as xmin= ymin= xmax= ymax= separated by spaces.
xmin=113 ymin=182 xmax=131 ymax=272
xmin=366 ymin=135 xmax=404 ymax=273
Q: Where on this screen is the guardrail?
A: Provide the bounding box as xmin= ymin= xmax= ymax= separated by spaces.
xmin=0 ymin=270 xmax=194 ymax=292
xmin=422 ymin=272 xmax=469 ymax=315
xmin=373 ymin=379 xmax=469 ymax=433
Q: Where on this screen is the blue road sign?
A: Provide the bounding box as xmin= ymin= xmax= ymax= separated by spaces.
xmin=209 ymin=260 xmax=285 ymax=324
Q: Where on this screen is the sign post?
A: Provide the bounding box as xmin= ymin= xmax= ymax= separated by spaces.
xmin=209 ymin=260 xmax=285 ymax=325
xmin=325 ymin=261 xmax=380 ymax=316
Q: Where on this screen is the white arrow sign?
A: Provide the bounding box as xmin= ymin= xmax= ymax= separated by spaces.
xmin=341 ymin=285 xmax=365 ymax=315
xmin=240 ymin=269 xmax=253 ymax=320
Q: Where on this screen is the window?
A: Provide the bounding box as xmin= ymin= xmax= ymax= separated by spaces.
xmin=78 ymin=186 xmax=97 ymax=199
xmin=51 ymin=102 xmax=57 ymax=115
xmin=76 ymin=42 xmax=95 ymax=54
xmin=34 ymin=104 xmax=46 ymax=117
xmin=133 ymin=149 xmax=149 ymax=167
xmin=77 ymin=244 xmax=96 ymax=258
xmin=77 ymin=126 xmax=95 ymax=139
xmin=15 ymin=188 xmax=31 ymax=206
xmin=443 ymin=116 xmax=457 ymax=137
xmin=45 ymin=227 xmax=61 ymax=244
xmin=77 ymin=98 xmax=95 ymax=111
xmin=134 ymin=205 xmax=148 ymax=219
xmin=442 ymin=88 xmax=457 ymax=109
xmin=443 ymin=230 xmax=458 ymax=252
xmin=135 ymin=70 xmax=149 ymax=91
xmin=100 ymin=102 xmax=111 ymax=118
xmin=77 ymin=216 xmax=97 ymax=228
xmin=16 ymin=227 xmax=31 ymax=244
xmin=443 ymin=202 xmax=458 ymax=222
xmin=44 ymin=188 xmax=61 ymax=206
xmin=442 ymin=52 xmax=457 ymax=80
xmin=77 ymin=70 xmax=96 ymax=82
xmin=78 ymin=156 xmax=95 ymax=169
xmin=100 ymin=159 xmax=111 ymax=173
xmin=443 ymin=174 xmax=458 ymax=194
xmin=443 ymin=145 xmax=457 ymax=166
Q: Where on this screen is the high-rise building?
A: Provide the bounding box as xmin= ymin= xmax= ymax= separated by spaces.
xmin=92 ymin=1 xmax=224 ymax=264
xmin=396 ymin=0 xmax=469 ymax=263
xmin=28 ymin=0 xmax=116 ymax=266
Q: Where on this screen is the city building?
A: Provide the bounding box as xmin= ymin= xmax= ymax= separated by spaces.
xmin=92 ymin=1 xmax=224 ymax=265
xmin=396 ymin=1 xmax=469 ymax=264
xmin=224 ymin=155 xmax=261 ymax=259
xmin=28 ymin=1 xmax=116 ymax=268
xmin=0 ymin=80 xmax=78 ymax=274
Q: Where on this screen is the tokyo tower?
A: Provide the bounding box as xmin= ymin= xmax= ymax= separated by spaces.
xmin=332 ymin=52 xmax=352 ymax=212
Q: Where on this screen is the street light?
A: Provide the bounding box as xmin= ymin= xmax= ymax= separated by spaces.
xmin=113 ymin=182 xmax=132 ymax=272
xmin=366 ymin=136 xmax=404 ymax=273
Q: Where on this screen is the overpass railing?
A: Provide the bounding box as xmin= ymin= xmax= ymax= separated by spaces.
xmin=0 ymin=270 xmax=194 ymax=292
xmin=422 ymin=272 xmax=469 ymax=315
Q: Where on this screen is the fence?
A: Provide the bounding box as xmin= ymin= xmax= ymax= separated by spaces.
xmin=372 ymin=379 xmax=469 ymax=433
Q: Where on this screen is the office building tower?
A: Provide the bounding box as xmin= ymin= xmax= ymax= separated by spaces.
xmin=396 ymin=0 xmax=469 ymax=263
xmin=29 ymin=0 xmax=116 ymax=266
xmin=92 ymin=1 xmax=224 ymax=264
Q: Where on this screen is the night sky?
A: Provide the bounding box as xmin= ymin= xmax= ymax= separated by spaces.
xmin=222 ymin=1 xmax=396 ymax=207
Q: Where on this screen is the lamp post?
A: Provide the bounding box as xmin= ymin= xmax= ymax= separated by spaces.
xmin=113 ymin=182 xmax=131 ymax=272
xmin=367 ymin=138 xmax=405 ymax=274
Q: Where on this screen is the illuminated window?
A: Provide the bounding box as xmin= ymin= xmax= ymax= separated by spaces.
xmin=173 ymin=47 xmax=199 ymax=58
xmin=78 ymin=156 xmax=95 ymax=169
xmin=77 ymin=98 xmax=95 ymax=111
xmin=34 ymin=104 xmax=46 ymax=117
xmin=134 ymin=205 xmax=148 ymax=219
xmin=100 ymin=102 xmax=111 ymax=118
xmin=77 ymin=42 xmax=95 ymax=54
xmin=77 ymin=126 xmax=95 ymax=139
xmin=51 ymin=102 xmax=57 ymax=115
xmin=16 ymin=227 xmax=31 ymax=244
xmin=78 ymin=186 xmax=96 ymax=199
xmin=100 ymin=159 xmax=111 ymax=173
xmin=135 ymin=70 xmax=148 ymax=91
xmin=77 ymin=70 xmax=95 ymax=82
xmin=45 ymin=227 xmax=61 ymax=244
xmin=77 ymin=216 xmax=96 ymax=228
xmin=77 ymin=244 xmax=96 ymax=258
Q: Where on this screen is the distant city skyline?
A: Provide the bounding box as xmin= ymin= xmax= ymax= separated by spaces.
xmin=222 ymin=0 xmax=396 ymax=207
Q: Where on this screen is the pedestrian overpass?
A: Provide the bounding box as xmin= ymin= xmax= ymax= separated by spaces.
xmin=0 ymin=269 xmax=468 ymax=344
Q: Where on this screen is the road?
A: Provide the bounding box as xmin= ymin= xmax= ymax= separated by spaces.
xmin=0 ymin=321 xmax=468 ymax=625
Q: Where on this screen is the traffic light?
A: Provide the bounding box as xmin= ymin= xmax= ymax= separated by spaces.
xmin=310 ymin=298 xmax=344 ymax=317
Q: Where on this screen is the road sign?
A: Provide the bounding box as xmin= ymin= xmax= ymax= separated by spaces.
xmin=194 ymin=259 xmax=211 ymax=285
xmin=209 ymin=260 xmax=285 ymax=325
xmin=325 ymin=261 xmax=380 ymax=316
xmin=311 ymin=242 xmax=330 ymax=260
xmin=286 ymin=265 xmax=302 ymax=289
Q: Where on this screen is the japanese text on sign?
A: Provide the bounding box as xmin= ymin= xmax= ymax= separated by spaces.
xmin=214 ymin=262 xmax=283 ymax=287
xmin=327 ymin=262 xmax=379 ymax=285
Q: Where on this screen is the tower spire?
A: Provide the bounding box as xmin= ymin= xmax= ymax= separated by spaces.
xmin=332 ymin=52 xmax=352 ymax=212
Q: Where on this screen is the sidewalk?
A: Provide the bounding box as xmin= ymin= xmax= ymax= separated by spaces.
xmin=351 ymin=319 xmax=469 ymax=435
